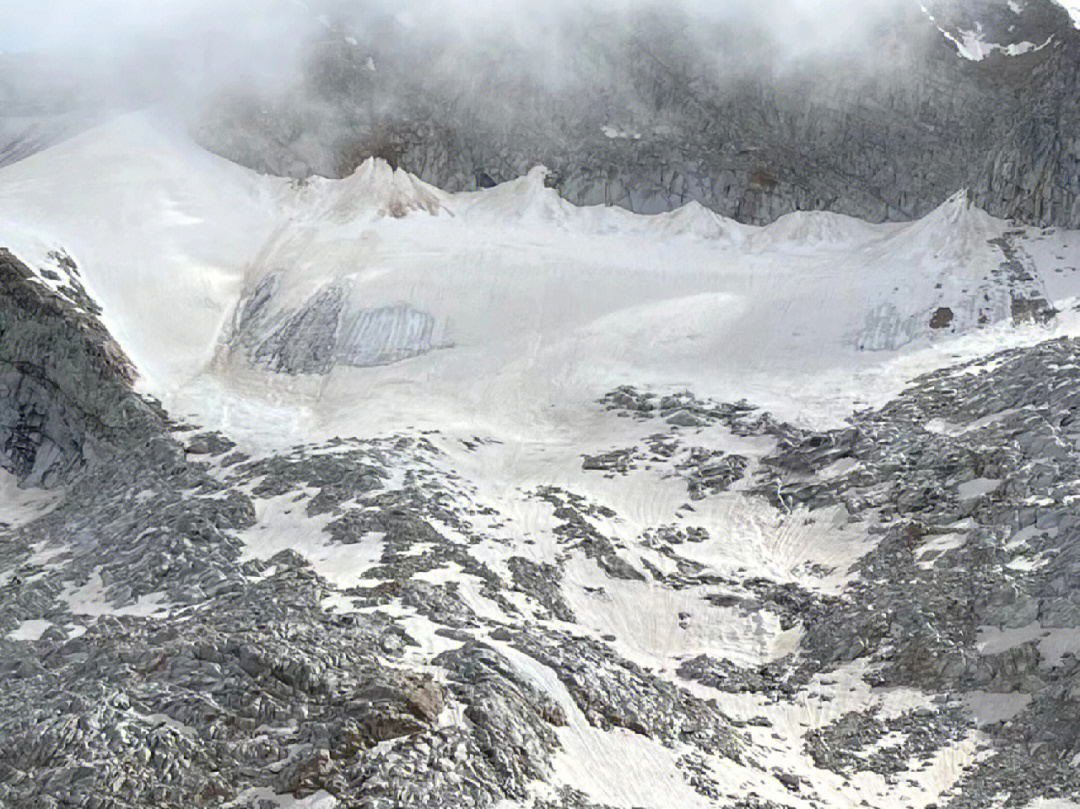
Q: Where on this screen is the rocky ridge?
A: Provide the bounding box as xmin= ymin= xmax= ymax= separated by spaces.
xmin=0 ymin=250 xmax=161 ymax=488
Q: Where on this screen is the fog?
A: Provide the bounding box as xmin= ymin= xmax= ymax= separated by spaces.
xmin=4 ymin=0 xmax=1079 ymax=111
xmin=1 ymin=0 xmax=909 ymax=56
xmin=0 ymin=0 xmax=926 ymax=107
xmin=4 ymin=0 xmax=1078 ymax=186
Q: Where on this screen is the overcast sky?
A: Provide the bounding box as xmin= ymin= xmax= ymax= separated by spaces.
xmin=0 ymin=0 xmax=295 ymax=55
xmin=2 ymin=0 xmax=1076 ymax=53
xmin=1 ymin=0 xmax=1078 ymax=64
xmin=1 ymin=0 xmax=197 ymax=53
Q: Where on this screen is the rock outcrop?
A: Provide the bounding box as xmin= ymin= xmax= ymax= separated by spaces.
xmin=0 ymin=249 xmax=161 ymax=486
xmin=225 ymin=274 xmax=448 ymax=375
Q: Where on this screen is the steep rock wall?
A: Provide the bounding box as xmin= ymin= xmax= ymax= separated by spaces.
xmin=0 ymin=249 xmax=162 ymax=486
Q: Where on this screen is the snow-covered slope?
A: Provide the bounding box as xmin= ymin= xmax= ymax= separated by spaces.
xmin=4 ymin=111 xmax=1080 ymax=809
xmin=4 ymin=112 xmax=1071 ymax=442
xmin=0 ymin=112 xmax=283 ymax=394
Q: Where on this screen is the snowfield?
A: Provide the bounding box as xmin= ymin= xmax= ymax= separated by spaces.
xmin=3 ymin=109 xmax=1080 ymax=808
xmin=3 ymin=111 xmax=1076 ymax=445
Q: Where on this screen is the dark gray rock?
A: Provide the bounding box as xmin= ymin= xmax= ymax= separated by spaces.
xmin=195 ymin=1 xmax=1080 ymax=230
xmin=0 ymin=249 xmax=162 ymax=486
xmin=227 ymin=275 xmax=449 ymax=375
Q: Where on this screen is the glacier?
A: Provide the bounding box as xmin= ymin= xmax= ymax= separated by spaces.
xmin=1 ymin=108 xmax=1080 ymax=808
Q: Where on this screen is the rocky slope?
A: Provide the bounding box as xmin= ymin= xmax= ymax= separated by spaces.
xmin=0 ymin=250 xmax=160 ymax=487
xmin=2 ymin=240 xmax=1080 ymax=806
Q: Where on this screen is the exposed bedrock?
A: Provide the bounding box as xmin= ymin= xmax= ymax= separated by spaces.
xmin=0 ymin=249 xmax=162 ymax=486
xmin=226 ymin=274 xmax=448 ymax=375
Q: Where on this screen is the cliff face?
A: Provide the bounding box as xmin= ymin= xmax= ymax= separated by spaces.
xmin=193 ymin=0 xmax=1080 ymax=228
xmin=0 ymin=249 xmax=162 ymax=487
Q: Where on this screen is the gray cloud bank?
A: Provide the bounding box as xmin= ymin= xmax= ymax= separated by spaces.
xmin=0 ymin=0 xmax=924 ymax=108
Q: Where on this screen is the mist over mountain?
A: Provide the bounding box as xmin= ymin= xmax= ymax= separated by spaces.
xmin=197 ymin=0 xmax=1079 ymax=226
xmin=3 ymin=0 xmax=1080 ymax=225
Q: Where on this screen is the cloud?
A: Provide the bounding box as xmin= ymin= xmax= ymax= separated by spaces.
xmin=0 ymin=0 xmax=217 ymax=54
xmin=4 ymin=0 xmax=1055 ymax=121
xmin=1 ymin=0 xmax=910 ymax=64
xmin=0 ymin=0 xmax=323 ymax=112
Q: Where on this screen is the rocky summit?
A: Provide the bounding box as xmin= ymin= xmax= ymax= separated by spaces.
xmin=3 ymin=1 xmax=1080 ymax=808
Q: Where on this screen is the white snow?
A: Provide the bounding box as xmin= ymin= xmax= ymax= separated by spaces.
xmin=917 ymin=4 xmax=1056 ymax=58
xmin=699 ymin=659 xmax=984 ymax=808
xmin=1036 ymin=627 xmax=1080 ymax=667
xmin=976 ymin=621 xmax=1080 ymax=667
xmin=0 ymin=469 xmax=61 ymax=528
xmin=2 ymin=109 xmax=1080 ymax=808
xmin=1052 ymin=0 xmax=1080 ymax=28
xmin=227 ymin=787 xmax=339 ymax=809
xmin=237 ymin=492 xmax=384 ymax=589
xmin=6 ymin=619 xmax=52 ymax=641
xmin=1007 ymin=524 xmax=1040 ymax=550
xmin=60 ymin=569 xmax=169 ymax=618
xmin=977 ymin=621 xmax=1045 ymax=655
xmin=916 ymin=531 xmax=966 ymax=566
xmin=0 ymin=111 xmax=283 ymax=397
xmin=1006 ymin=552 xmax=1051 ymax=572
xmin=750 ymin=209 xmax=880 ymax=251
xmin=1002 ymin=37 xmax=1054 ymax=55
xmin=957 ymin=477 xmax=1001 ymax=500
xmin=489 ymin=641 xmax=714 ymax=809
xmin=4 ymin=112 xmax=1075 ymax=450
xmin=926 ymin=409 xmax=1018 ymax=437
xmin=561 ymin=555 xmax=799 ymax=670
xmin=600 ymin=124 xmax=642 ymax=140
xmin=962 ymin=690 xmax=1032 ymax=726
